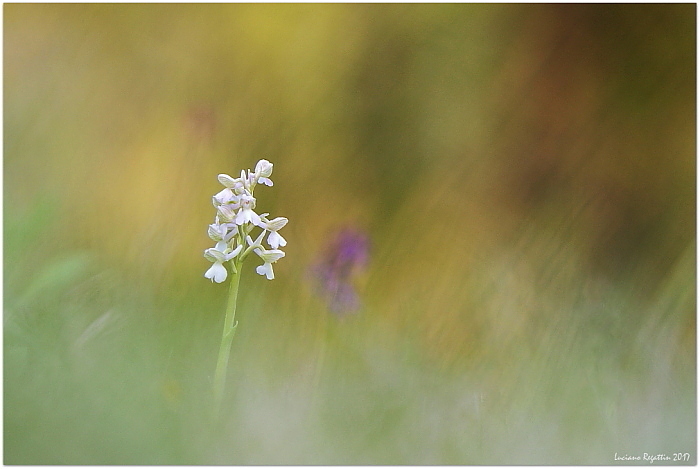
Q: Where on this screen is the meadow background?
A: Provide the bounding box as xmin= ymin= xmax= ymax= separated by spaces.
xmin=4 ymin=4 xmax=696 ymax=464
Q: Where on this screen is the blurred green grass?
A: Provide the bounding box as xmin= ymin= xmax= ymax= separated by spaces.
xmin=4 ymin=3 xmax=696 ymax=464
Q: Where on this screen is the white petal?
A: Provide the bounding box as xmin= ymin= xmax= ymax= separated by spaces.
xmin=213 ymin=188 xmax=236 ymax=205
xmin=255 ymin=159 xmax=273 ymax=178
xmin=256 ymin=263 xmax=274 ymax=280
xmin=223 ymin=228 xmax=237 ymax=243
xmin=217 ymin=174 xmax=237 ymax=188
xmin=232 ymin=181 xmax=245 ymax=195
xmin=255 ymin=263 xmax=271 ymax=279
xmin=255 ymin=248 xmax=285 ymax=263
xmin=248 ymin=230 xmax=266 ymax=248
xmin=265 ymin=217 xmax=288 ymax=232
xmin=205 ymin=262 xmax=228 ymax=283
xmin=235 ymin=209 xmax=247 ymax=225
xmin=267 ymin=232 xmax=280 ymax=249
xmin=251 ymin=211 xmax=261 ymax=227
xmin=218 ymin=204 xmax=237 ymax=223
xmin=267 ymin=231 xmax=287 ymax=249
xmin=258 ymin=177 xmax=273 ymax=187
xmin=208 ymin=224 xmax=224 ymax=241
xmin=204 ymin=248 xmax=225 ymax=262
xmin=225 ymin=244 xmax=243 ymax=260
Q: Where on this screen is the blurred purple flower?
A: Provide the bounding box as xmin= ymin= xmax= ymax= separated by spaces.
xmin=310 ymin=228 xmax=370 ymax=315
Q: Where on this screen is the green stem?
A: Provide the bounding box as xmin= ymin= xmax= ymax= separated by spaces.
xmin=213 ymin=260 xmax=242 ymax=413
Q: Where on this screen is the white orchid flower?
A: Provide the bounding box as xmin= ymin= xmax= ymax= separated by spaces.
xmin=235 ymin=193 xmax=261 ymax=226
xmin=253 ymin=248 xmax=285 ymax=280
xmin=262 ymin=216 xmax=288 ymax=249
xmin=254 ymin=159 xmax=274 ymax=186
xmin=212 ymin=188 xmax=238 ymax=207
xmin=204 ymin=244 xmax=242 ymax=283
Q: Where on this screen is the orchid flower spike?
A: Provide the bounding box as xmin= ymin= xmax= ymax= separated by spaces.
xmin=203 ymin=159 xmax=288 ymax=284
xmin=208 ymin=159 xmax=288 ymax=416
